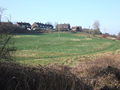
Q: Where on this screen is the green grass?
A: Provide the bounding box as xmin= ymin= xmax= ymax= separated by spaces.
xmin=13 ymin=32 xmax=120 ymax=66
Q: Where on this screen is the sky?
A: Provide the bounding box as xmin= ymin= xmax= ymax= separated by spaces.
xmin=0 ymin=0 xmax=120 ymax=34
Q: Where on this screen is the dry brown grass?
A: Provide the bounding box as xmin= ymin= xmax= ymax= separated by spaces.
xmin=0 ymin=61 xmax=91 ymax=90
xmin=72 ymin=55 xmax=120 ymax=90
xmin=1 ymin=54 xmax=120 ymax=90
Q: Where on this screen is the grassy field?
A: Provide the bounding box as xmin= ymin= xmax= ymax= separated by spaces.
xmin=13 ymin=32 xmax=120 ymax=66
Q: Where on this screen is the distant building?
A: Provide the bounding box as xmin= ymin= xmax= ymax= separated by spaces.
xmin=82 ymin=28 xmax=91 ymax=33
xmin=71 ymin=26 xmax=82 ymax=32
xmin=32 ymin=22 xmax=53 ymax=30
xmin=16 ymin=22 xmax=31 ymax=30
xmin=56 ymin=24 xmax=70 ymax=31
xmin=44 ymin=24 xmax=54 ymax=30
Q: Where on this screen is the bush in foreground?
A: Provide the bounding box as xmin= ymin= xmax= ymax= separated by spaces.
xmin=0 ymin=22 xmax=16 ymax=61
xmin=72 ymin=55 xmax=120 ymax=90
xmin=0 ymin=61 xmax=91 ymax=90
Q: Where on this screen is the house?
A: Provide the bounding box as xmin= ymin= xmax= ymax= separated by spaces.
xmin=44 ymin=24 xmax=53 ymax=30
xmin=56 ymin=24 xmax=70 ymax=31
xmin=71 ymin=26 xmax=82 ymax=32
xmin=82 ymin=28 xmax=91 ymax=33
xmin=16 ymin=22 xmax=31 ymax=30
xmin=32 ymin=22 xmax=44 ymax=30
xmin=32 ymin=22 xmax=53 ymax=30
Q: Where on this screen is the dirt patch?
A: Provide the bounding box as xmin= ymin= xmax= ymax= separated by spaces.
xmin=71 ymin=39 xmax=81 ymax=41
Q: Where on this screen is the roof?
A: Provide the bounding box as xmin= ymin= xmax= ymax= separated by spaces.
xmin=17 ymin=22 xmax=31 ymax=26
xmin=33 ymin=22 xmax=53 ymax=27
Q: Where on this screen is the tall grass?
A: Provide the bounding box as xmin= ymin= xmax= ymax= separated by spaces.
xmin=0 ymin=61 xmax=91 ymax=90
xmin=72 ymin=55 xmax=120 ymax=90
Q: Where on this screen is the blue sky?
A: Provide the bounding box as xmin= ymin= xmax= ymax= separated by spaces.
xmin=0 ymin=0 xmax=120 ymax=34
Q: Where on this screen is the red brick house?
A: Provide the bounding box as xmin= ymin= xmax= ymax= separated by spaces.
xmin=32 ymin=22 xmax=53 ymax=30
xmin=56 ymin=24 xmax=70 ymax=31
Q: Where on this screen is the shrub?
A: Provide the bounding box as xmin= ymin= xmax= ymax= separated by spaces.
xmin=72 ymin=55 xmax=120 ymax=90
xmin=0 ymin=22 xmax=16 ymax=61
xmin=0 ymin=62 xmax=92 ymax=90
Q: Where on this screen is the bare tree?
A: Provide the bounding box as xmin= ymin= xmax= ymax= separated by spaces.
xmin=92 ymin=20 xmax=101 ymax=35
xmin=55 ymin=22 xmax=58 ymax=31
xmin=93 ymin=20 xmax=100 ymax=30
xmin=0 ymin=7 xmax=6 ymax=23
xmin=0 ymin=7 xmax=16 ymax=61
xmin=117 ymin=32 xmax=120 ymax=40
xmin=45 ymin=22 xmax=52 ymax=25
